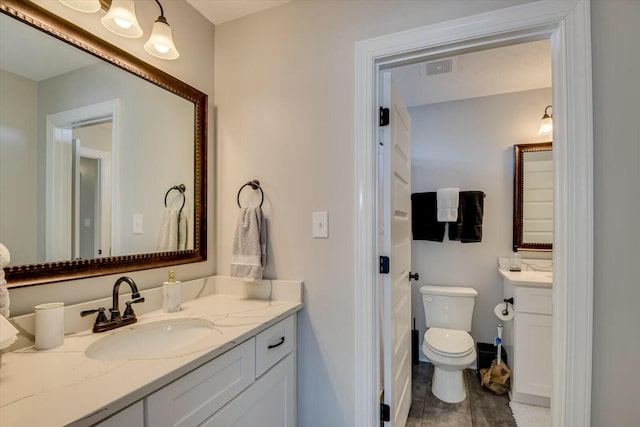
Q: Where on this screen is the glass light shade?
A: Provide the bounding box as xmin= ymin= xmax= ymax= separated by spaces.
xmin=538 ymin=116 xmax=553 ymax=135
xmin=144 ymin=19 xmax=180 ymax=60
xmin=59 ymin=0 xmax=101 ymax=13
xmin=101 ymin=0 xmax=143 ymax=38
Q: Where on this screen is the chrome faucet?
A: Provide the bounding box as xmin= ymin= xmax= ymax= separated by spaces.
xmin=81 ymin=276 xmax=145 ymax=333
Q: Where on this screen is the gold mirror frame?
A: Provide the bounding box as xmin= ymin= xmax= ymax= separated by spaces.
xmin=1 ymin=0 xmax=207 ymax=287
xmin=513 ymin=142 xmax=552 ymax=252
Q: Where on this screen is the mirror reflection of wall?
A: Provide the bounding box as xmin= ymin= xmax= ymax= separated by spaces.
xmin=0 ymin=12 xmax=195 ymax=268
xmin=521 ymin=149 xmax=553 ymax=244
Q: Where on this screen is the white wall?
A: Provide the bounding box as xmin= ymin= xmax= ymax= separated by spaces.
xmin=410 ymin=88 xmax=551 ymax=355
xmin=214 ymin=1 xmax=533 ymax=425
xmin=0 ymin=69 xmax=38 ymax=265
xmin=8 ymin=0 xmax=215 ymax=315
xmin=591 ymin=0 xmax=640 ymax=425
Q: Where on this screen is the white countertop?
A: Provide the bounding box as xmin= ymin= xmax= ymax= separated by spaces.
xmin=498 ymin=268 xmax=553 ymax=288
xmin=0 ymin=281 xmax=303 ymax=427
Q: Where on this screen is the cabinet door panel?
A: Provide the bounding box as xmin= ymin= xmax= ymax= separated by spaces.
xmin=202 ymin=352 xmax=296 ymax=427
xmin=94 ymin=400 xmax=144 ymax=427
xmin=145 ymin=338 xmax=256 ymax=427
xmin=514 ymin=313 xmax=552 ymax=397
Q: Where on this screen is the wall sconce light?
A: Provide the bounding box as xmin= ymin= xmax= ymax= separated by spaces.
xmin=538 ymin=105 xmax=553 ymax=135
xmin=101 ymin=0 xmax=143 ymax=38
xmin=143 ymin=0 xmax=180 ymax=60
xmin=59 ymin=0 xmax=179 ymax=60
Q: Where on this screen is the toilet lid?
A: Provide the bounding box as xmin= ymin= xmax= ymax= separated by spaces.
xmin=424 ymin=328 xmax=474 ymax=357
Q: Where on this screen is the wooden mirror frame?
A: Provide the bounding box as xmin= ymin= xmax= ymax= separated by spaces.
xmin=513 ymin=142 xmax=553 ymax=252
xmin=1 ymin=0 xmax=207 ymax=287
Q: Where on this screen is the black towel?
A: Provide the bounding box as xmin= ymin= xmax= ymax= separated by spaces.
xmin=411 ymin=192 xmax=445 ymax=242
xmin=448 ymin=191 xmax=485 ymax=243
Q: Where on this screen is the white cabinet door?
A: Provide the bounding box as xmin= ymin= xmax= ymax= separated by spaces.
xmin=202 ymin=352 xmax=296 ymax=427
xmin=145 ymin=338 xmax=256 ymax=427
xmin=514 ymin=313 xmax=552 ymax=397
xmin=94 ymin=400 xmax=144 ymax=427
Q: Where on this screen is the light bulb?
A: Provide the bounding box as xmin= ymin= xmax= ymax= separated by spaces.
xmin=154 ymin=44 xmax=171 ymax=54
xmin=114 ymin=17 xmax=133 ymax=29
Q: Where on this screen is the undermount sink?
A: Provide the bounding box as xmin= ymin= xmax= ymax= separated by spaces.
xmin=85 ymin=318 xmax=218 ymax=360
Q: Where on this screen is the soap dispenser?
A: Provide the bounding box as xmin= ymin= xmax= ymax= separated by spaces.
xmin=163 ymin=270 xmax=181 ymax=313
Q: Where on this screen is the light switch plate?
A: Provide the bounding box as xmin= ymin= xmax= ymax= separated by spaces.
xmin=312 ymin=211 xmax=328 ymax=238
xmin=133 ymin=214 xmax=143 ymax=234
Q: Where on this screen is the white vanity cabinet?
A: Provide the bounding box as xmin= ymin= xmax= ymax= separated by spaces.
xmin=502 ymin=278 xmax=552 ymax=407
xmin=144 ymin=314 xmax=296 ymax=427
xmin=94 ymin=401 xmax=144 ymax=427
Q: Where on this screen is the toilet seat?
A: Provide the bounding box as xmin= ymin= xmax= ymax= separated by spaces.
xmin=424 ymin=327 xmax=474 ymax=358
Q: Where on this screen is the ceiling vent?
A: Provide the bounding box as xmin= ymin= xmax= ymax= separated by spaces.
xmin=423 ymin=59 xmax=453 ymax=76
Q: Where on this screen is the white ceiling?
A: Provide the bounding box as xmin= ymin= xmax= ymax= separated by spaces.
xmin=186 ymin=0 xmax=291 ymax=25
xmin=391 ymin=40 xmax=551 ymax=107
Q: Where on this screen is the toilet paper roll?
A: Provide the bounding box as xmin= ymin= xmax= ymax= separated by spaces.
xmin=494 ymin=302 xmax=514 ymax=322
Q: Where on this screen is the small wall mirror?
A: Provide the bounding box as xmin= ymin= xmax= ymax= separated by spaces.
xmin=513 ymin=142 xmax=553 ymax=251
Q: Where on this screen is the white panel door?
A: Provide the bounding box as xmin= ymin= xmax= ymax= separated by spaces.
xmin=381 ymin=71 xmax=412 ymax=427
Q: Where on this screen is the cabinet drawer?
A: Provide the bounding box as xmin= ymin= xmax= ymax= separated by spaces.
xmin=145 ymin=338 xmax=256 ymax=427
xmin=256 ymin=315 xmax=296 ymax=378
xmin=514 ymin=287 xmax=552 ymax=315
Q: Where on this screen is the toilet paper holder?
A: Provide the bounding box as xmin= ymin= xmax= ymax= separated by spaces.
xmin=502 ymin=297 xmax=514 ymax=315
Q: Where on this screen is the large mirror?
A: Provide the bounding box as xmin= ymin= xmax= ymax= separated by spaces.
xmin=0 ymin=1 xmax=207 ymax=287
xmin=513 ymin=142 xmax=553 ymax=251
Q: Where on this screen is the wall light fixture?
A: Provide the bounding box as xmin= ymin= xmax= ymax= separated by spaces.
xmin=58 ymin=0 xmax=179 ymax=60
xmin=538 ymin=105 xmax=553 ymax=135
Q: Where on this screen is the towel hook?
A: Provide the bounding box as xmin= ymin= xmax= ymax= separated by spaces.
xmin=237 ymin=179 xmax=264 ymax=208
xmin=164 ymin=184 xmax=186 ymax=214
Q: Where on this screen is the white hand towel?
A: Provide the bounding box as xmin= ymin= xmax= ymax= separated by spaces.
xmin=0 ymin=242 xmax=10 ymax=318
xmin=177 ymin=211 xmax=188 ymax=251
xmin=156 ymin=208 xmax=180 ymax=251
xmin=437 ymin=187 xmax=460 ymax=222
xmin=0 ymin=311 xmax=18 ymax=350
xmin=0 ymin=280 xmax=9 ymax=319
xmin=230 ymin=207 xmax=267 ymax=283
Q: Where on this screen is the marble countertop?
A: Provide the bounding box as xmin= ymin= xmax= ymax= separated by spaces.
xmin=0 ymin=288 xmax=302 ymax=427
xmin=498 ymin=268 xmax=553 ymax=288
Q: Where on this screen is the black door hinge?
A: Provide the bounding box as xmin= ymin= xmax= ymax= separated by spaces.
xmin=380 ymin=403 xmax=391 ymax=422
xmin=380 ymin=256 xmax=390 ymax=274
xmin=379 ymin=107 xmax=390 ymax=126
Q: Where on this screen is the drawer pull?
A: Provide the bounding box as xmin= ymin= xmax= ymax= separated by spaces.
xmin=268 ymin=336 xmax=285 ymax=349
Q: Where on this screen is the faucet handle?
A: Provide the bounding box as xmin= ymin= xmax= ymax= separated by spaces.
xmin=123 ymin=297 xmax=145 ymax=318
xmin=81 ymin=307 xmax=108 ymax=324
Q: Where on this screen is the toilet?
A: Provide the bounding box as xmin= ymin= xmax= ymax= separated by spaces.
xmin=420 ymin=285 xmax=478 ymax=404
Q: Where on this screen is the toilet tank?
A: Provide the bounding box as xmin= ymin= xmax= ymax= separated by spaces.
xmin=420 ymin=285 xmax=478 ymax=331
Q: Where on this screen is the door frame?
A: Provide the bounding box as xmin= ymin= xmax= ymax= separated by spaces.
xmin=354 ymin=1 xmax=593 ymax=426
xmin=45 ymin=99 xmax=120 ymax=261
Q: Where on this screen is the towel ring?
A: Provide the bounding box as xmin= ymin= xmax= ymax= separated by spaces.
xmin=164 ymin=184 xmax=186 ymax=214
xmin=237 ymin=179 xmax=264 ymax=208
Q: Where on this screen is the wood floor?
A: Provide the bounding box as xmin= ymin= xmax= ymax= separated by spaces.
xmin=407 ymin=362 xmax=517 ymax=427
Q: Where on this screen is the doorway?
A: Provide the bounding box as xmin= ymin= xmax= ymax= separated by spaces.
xmin=45 ymin=100 xmax=119 ymax=262
xmin=355 ymin=2 xmax=593 ymax=426
xmin=380 ymin=39 xmax=553 ymax=426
